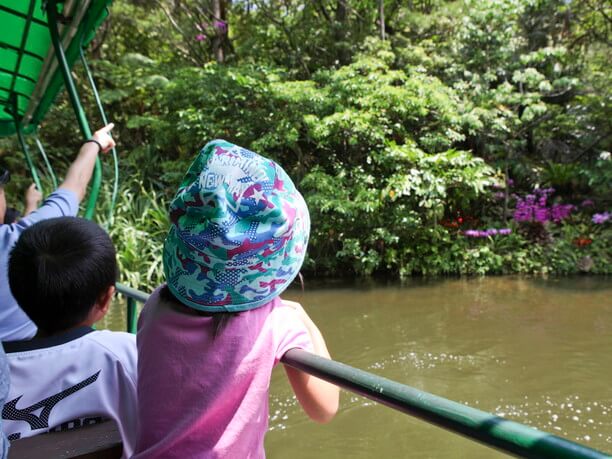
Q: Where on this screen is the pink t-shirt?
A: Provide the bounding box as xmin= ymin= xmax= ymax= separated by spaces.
xmin=133 ymin=287 xmax=313 ymax=459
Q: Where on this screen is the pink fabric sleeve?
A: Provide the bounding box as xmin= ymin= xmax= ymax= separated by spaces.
xmin=273 ymin=303 xmax=314 ymax=365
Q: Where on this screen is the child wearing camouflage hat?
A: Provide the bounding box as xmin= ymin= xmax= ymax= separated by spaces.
xmin=134 ymin=140 xmax=339 ymax=459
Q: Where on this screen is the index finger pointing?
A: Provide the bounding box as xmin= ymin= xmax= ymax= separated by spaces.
xmin=99 ymin=122 xmax=115 ymax=134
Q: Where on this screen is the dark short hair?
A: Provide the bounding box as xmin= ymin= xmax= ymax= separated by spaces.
xmin=8 ymin=217 xmax=118 ymax=334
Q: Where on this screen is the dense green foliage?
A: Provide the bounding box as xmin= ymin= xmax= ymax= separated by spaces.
xmin=1 ymin=0 xmax=610 ymax=288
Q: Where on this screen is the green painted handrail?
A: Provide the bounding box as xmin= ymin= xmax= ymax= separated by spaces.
xmin=116 ymin=283 xmax=150 ymax=304
xmin=282 ymin=350 xmax=609 ymax=459
xmin=14 ymin=118 xmax=44 ymax=196
xmin=46 ymin=0 xmax=101 ymax=220
xmin=34 ymin=134 xmax=59 ymax=189
xmin=79 ymin=45 xmax=120 ymax=226
xmin=116 ymin=283 xmax=146 ymax=334
xmin=9 ymin=94 xmax=44 ymax=196
xmin=114 ymin=283 xmax=610 ymax=459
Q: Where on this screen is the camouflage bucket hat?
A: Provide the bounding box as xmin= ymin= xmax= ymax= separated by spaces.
xmin=163 ymin=140 xmax=310 ymax=312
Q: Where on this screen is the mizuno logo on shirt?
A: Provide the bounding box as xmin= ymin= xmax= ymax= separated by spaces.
xmin=2 ymin=370 xmax=101 ymax=431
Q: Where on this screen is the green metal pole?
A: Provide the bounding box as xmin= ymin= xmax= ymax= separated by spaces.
xmin=116 ymin=283 xmax=146 ymax=335
xmin=15 ymin=121 xmax=44 ymax=196
xmin=126 ymin=297 xmax=138 ymax=335
xmin=116 ymin=283 xmax=150 ymax=304
xmin=46 ymin=0 xmax=101 ymax=220
xmin=282 ymin=350 xmax=609 ymax=459
xmin=79 ymin=46 xmax=119 ymax=225
xmin=34 ymin=135 xmax=58 ymax=189
xmin=9 ymin=94 xmax=44 ymax=195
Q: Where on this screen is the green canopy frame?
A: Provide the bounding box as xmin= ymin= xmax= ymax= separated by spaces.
xmin=0 ymin=0 xmax=113 ymax=219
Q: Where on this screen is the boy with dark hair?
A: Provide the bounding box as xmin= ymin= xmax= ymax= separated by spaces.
xmin=0 ymin=123 xmax=115 ymax=341
xmin=2 ymin=217 xmax=137 ymax=458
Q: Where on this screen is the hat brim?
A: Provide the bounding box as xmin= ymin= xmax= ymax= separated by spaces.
xmin=163 ymin=223 xmax=307 ymax=313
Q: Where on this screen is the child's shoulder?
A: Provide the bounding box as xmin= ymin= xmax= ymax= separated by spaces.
xmin=87 ymin=329 xmax=136 ymax=346
xmin=86 ymin=330 xmax=137 ymax=381
xmin=85 ymin=330 xmax=137 ymax=362
xmin=271 ymin=298 xmax=302 ymax=315
xmin=267 ymin=298 xmax=305 ymax=326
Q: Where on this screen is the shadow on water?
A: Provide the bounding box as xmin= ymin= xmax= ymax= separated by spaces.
xmin=296 ymin=275 xmax=448 ymax=291
xmin=528 ymin=275 xmax=612 ymax=292
xmin=299 ymin=274 xmax=612 ymax=295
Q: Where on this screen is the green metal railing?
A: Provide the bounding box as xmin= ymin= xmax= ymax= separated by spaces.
xmin=9 ymin=1 xmax=107 ymax=220
xmin=34 ymin=134 xmax=59 ymax=189
xmin=114 ymin=283 xmax=610 ymax=459
xmin=46 ymin=0 xmax=101 ymax=220
xmin=116 ymin=283 xmax=146 ymax=334
xmin=7 ymin=94 xmax=45 ymax=196
xmin=79 ymin=43 xmax=120 ymax=225
xmin=14 ymin=117 xmax=44 ymax=196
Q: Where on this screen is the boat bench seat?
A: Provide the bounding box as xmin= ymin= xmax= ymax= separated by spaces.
xmin=8 ymin=421 xmax=122 ymax=458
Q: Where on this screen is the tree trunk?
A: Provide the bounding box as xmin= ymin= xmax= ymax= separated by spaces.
xmin=212 ymin=0 xmax=227 ymax=63
xmin=379 ymin=0 xmax=385 ymax=40
xmin=334 ymin=0 xmax=349 ymax=64
xmin=335 ymin=0 xmax=347 ymax=29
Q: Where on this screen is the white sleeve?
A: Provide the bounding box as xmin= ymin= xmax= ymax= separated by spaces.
xmin=92 ymin=332 xmax=138 ymax=459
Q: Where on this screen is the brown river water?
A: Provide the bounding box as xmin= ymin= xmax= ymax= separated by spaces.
xmin=101 ymin=276 xmax=612 ymax=458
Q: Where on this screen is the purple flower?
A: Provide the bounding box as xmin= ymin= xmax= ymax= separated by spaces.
xmin=514 ymin=196 xmax=538 ymax=222
xmin=213 ymin=20 xmax=227 ymax=32
xmin=581 ymin=199 xmax=594 ymax=207
xmin=550 ymin=204 xmax=573 ymax=222
xmin=534 ymin=207 xmax=549 ymax=223
xmin=537 ymin=194 xmax=547 ymax=206
xmin=513 ymin=188 xmax=573 ymax=224
xmin=464 ymin=227 xmax=512 ymax=238
xmin=592 ymin=212 xmax=610 ymax=224
xmin=195 ymin=34 xmax=206 ymax=41
xmin=494 ymin=191 xmax=505 ymax=200
xmin=506 ymin=178 xmax=514 ymax=187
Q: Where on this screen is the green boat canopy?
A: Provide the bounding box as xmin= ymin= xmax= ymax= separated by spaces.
xmin=0 ymin=0 xmax=112 ymax=137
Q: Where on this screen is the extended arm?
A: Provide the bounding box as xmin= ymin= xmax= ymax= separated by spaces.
xmin=59 ymin=123 xmax=115 ymax=202
xmin=283 ymin=300 xmax=340 ymax=423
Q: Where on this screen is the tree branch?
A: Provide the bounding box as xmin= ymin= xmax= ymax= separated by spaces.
xmin=572 ymin=131 xmax=612 ymax=161
xmin=156 ymin=0 xmax=207 ymax=65
xmin=252 ymin=0 xmax=311 ymax=76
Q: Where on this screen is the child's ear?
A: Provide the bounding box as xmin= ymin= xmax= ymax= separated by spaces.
xmin=96 ymin=285 xmax=116 ymax=316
